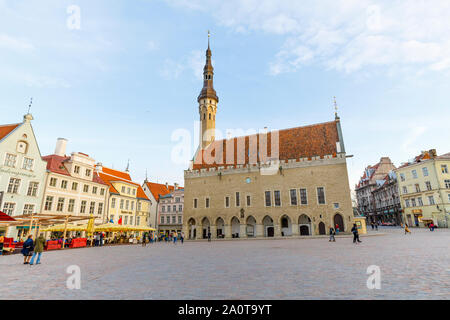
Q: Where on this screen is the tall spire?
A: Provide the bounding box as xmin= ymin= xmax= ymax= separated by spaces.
xmin=334 ymin=96 xmax=339 ymax=120
xmin=198 ymin=30 xmax=218 ymax=103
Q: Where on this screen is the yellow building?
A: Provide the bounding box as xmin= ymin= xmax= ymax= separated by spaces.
xmin=96 ymin=164 xmax=151 ymax=227
xmin=395 ymin=150 xmax=450 ymax=228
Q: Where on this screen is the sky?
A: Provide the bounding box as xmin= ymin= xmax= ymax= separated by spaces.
xmin=1 ymin=0 xmax=449 ymax=191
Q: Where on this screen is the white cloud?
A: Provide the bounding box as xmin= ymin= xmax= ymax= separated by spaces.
xmin=0 ymin=33 xmax=34 ymax=51
xmin=159 ymin=50 xmax=205 ymax=80
xmin=166 ymin=0 xmax=450 ymax=75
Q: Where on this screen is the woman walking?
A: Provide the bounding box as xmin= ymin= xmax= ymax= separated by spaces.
xmin=405 ymin=224 xmax=411 ymax=235
xmin=30 ymin=234 xmax=45 ymax=265
xmin=21 ymin=235 xmax=34 ymax=264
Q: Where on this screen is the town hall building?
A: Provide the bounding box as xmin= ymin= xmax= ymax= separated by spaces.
xmin=183 ymin=39 xmax=354 ymax=239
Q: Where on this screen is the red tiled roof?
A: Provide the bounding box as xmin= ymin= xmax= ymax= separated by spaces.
xmin=101 ymin=167 xmax=132 ymax=181
xmin=193 ymin=120 xmax=339 ymax=169
xmin=144 ymin=182 xmax=177 ymax=201
xmin=0 ymin=123 xmax=21 ymax=141
xmin=42 ymin=154 xmax=71 ymax=176
xmin=98 ymin=168 xmax=149 ymax=200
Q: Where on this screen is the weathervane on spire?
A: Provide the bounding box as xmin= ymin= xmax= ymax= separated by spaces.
xmin=27 ymin=97 xmax=33 ymax=114
xmin=207 ymin=30 xmax=211 ymax=48
xmin=125 ymin=159 xmax=130 ymax=172
xmin=333 ymin=96 xmax=339 ymax=119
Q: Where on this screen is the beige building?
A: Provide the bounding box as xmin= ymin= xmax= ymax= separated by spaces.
xmin=183 ymin=41 xmax=354 ymax=239
xmin=41 ymin=138 xmax=108 ymax=225
xmin=395 ymin=149 xmax=450 ymax=228
xmin=158 ymin=186 xmax=184 ymax=235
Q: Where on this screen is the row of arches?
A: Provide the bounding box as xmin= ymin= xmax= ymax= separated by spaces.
xmin=187 ymin=213 xmax=345 ymax=239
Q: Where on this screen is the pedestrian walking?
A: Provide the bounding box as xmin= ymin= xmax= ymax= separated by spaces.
xmin=335 ymin=224 xmax=340 ymax=235
xmin=329 ymin=227 xmax=336 ymax=242
xmin=30 ymin=234 xmax=45 ymax=265
xmin=180 ymin=232 xmax=184 ymax=244
xmin=100 ymin=232 xmax=104 ymax=246
xmin=207 ymin=231 xmax=211 ymax=242
xmin=142 ymin=233 xmax=147 ymax=247
xmin=429 ymin=223 xmax=435 ymax=232
xmin=351 ymin=223 xmax=362 ymax=244
xmin=21 ymin=235 xmax=34 ymax=264
xmin=405 ymin=224 xmax=411 ymax=234
xmin=375 ymin=222 xmax=378 ymax=231
xmin=173 ymin=231 xmax=178 ymax=244
xmin=371 ymin=222 xmax=374 ymax=230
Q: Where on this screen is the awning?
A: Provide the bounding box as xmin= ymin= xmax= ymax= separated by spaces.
xmin=0 ymin=211 xmax=16 ymax=222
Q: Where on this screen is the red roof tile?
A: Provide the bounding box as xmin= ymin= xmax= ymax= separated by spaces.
xmin=98 ymin=168 xmax=149 ymax=200
xmin=42 ymin=154 xmax=71 ymax=176
xmin=0 ymin=123 xmax=21 ymax=141
xmin=101 ymin=167 xmax=132 ymax=181
xmin=193 ymin=120 xmax=339 ymax=169
xmin=144 ymin=182 xmax=177 ymax=201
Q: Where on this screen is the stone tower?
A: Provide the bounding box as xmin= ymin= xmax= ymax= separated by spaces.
xmin=198 ymin=34 xmax=218 ymax=149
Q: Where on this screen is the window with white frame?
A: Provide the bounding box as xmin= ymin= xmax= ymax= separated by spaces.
xmin=83 ymin=185 xmax=89 ymax=193
xmin=162 ymin=206 xmax=165 ymax=213
xmin=403 ymin=186 xmax=408 ymax=194
xmin=23 ymin=204 xmax=34 ymax=215
xmin=412 ymin=170 xmax=418 ymax=179
xmin=179 ymin=205 xmax=182 ymax=212
xmin=98 ymin=203 xmax=103 ymax=215
xmin=111 ymin=198 xmax=116 ymax=208
xmin=161 ymin=216 xmax=164 ymax=224
xmin=3 ymin=202 xmax=15 ymax=215
xmin=445 ymin=179 xmax=450 ymax=189
xmin=428 ymin=196 xmax=435 ymax=205
xmin=49 ymin=177 xmax=57 ymax=187
xmin=130 ymin=216 xmax=133 ymax=225
xmin=422 ymin=167 xmax=429 ymax=177
xmin=131 ymin=201 xmax=134 ymax=211
xmin=400 ymin=173 xmax=405 ymax=181
xmin=68 ymin=199 xmax=75 ymax=212
xmin=92 ymin=186 xmax=97 ymax=194
xmin=22 ymin=157 xmax=33 ymax=170
xmin=137 ymin=216 xmax=140 ymax=225
xmin=7 ymin=178 xmax=20 ymax=194
xmin=27 ymin=182 xmax=39 ymax=197
xmin=172 ymin=216 xmax=176 ymax=223
xmin=405 ymin=199 xmax=410 ymax=207
xmin=125 ymin=200 xmax=129 ymax=210
xmin=61 ymin=180 xmax=68 ymax=189
xmin=178 ymin=216 xmax=182 ymax=224
xmin=100 ymin=188 xmax=105 ymax=196
xmin=426 ymin=181 xmax=432 ymax=191
xmin=124 ymin=216 xmax=128 ymax=225
xmin=74 ymin=165 xmax=80 ymax=174
xmin=417 ymin=197 xmax=423 ymax=206
xmin=442 ymin=165 xmax=448 ymax=174
xmin=4 ymin=153 xmax=17 ymax=167
xmin=44 ymin=196 xmax=54 ymax=211
xmin=72 ymin=182 xmax=78 ymax=191
xmin=56 ymin=198 xmax=65 ymax=212
xmin=85 ymin=169 xmax=91 ymax=177
xmin=89 ymin=202 xmax=95 ymax=214
xmin=80 ymin=201 xmax=87 ymax=213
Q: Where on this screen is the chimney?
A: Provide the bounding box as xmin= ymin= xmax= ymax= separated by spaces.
xmin=55 ymin=138 xmax=68 ymax=157
xmin=165 ymin=182 xmax=169 ymax=190
xmin=95 ymin=162 xmax=103 ymax=173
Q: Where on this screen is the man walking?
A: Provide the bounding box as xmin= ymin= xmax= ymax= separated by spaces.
xmin=30 ymin=234 xmax=45 ymax=265
xmin=173 ymin=231 xmax=178 ymax=244
xmin=207 ymin=230 xmax=211 ymax=242
xmin=180 ymin=232 xmax=184 ymax=244
xmin=351 ymin=223 xmax=362 ymax=244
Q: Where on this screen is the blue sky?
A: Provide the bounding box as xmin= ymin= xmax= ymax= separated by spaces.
xmin=1 ymin=0 xmax=449 ymax=191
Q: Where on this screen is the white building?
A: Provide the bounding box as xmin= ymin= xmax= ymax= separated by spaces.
xmin=41 ymin=138 xmax=109 ymax=225
xmin=0 ymin=113 xmax=47 ymax=238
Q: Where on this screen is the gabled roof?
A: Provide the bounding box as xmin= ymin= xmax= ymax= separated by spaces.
xmin=0 ymin=123 xmax=21 ymax=142
xmin=42 ymin=154 xmax=71 ymax=176
xmin=144 ymin=182 xmax=176 ymax=201
xmin=98 ymin=166 xmax=149 ymax=200
xmin=193 ymin=120 xmax=339 ymax=170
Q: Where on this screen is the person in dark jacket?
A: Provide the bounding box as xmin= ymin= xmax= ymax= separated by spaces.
xmin=351 ymin=224 xmax=362 ymax=244
xmin=21 ymin=235 xmax=34 ymax=264
xmin=329 ymin=227 xmax=336 ymax=242
xmin=30 ymin=234 xmax=45 ymax=265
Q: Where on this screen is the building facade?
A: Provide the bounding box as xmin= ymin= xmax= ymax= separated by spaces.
xmin=97 ymin=165 xmax=151 ymax=228
xmin=183 ymin=41 xmax=354 ymax=240
xmin=41 ymin=138 xmax=109 ymax=225
xmin=371 ymin=170 xmax=402 ymax=224
xmin=395 ymin=150 xmax=450 ymax=228
xmin=158 ymin=186 xmax=184 ymax=235
xmin=0 ymin=114 xmax=47 ymax=238
xmin=142 ymin=181 xmax=175 ymax=229
xmin=355 ymin=157 xmax=396 ymax=222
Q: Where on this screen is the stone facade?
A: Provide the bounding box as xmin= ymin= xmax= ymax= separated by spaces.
xmin=184 ymin=154 xmax=353 ymax=239
xmin=371 ymin=170 xmax=402 ymax=224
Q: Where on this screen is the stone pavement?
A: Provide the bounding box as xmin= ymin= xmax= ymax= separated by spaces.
xmin=1 ymin=227 xmax=449 ymax=299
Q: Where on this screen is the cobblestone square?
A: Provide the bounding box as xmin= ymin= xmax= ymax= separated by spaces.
xmin=1 ymin=227 xmax=449 ymax=299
